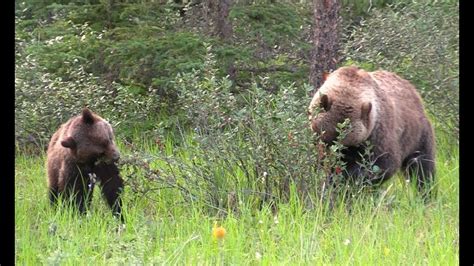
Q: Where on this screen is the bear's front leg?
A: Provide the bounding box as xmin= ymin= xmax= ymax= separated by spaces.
xmin=343 ymin=151 xmax=400 ymax=187
xmin=345 ymin=163 xmax=364 ymax=180
xmin=94 ymin=163 xmax=125 ymax=222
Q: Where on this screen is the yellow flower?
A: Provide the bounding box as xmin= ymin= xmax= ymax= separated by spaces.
xmin=212 ymin=221 xmax=226 ymax=240
xmin=383 ymin=247 xmax=390 ymax=256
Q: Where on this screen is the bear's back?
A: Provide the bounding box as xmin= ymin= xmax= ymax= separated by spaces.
xmin=368 ymin=70 xmax=432 ymax=157
xmin=369 ymin=70 xmax=427 ymax=121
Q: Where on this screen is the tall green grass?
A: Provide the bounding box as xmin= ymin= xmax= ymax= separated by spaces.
xmin=15 ymin=128 xmax=458 ymax=264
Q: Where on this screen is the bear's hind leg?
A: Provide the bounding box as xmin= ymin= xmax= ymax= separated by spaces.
xmin=404 ymin=139 xmax=436 ymax=200
xmin=49 ymin=186 xmax=59 ymax=206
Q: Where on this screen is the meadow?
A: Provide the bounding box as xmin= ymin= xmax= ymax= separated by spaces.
xmin=15 ymin=129 xmax=459 ymax=264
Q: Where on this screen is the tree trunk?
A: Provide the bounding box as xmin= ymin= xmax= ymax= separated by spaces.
xmin=215 ymin=0 xmax=233 ymax=40
xmin=309 ymin=0 xmax=341 ymax=95
xmin=212 ymin=0 xmax=236 ymax=84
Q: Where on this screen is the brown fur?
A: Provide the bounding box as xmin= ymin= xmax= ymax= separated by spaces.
xmin=46 ymin=108 xmax=124 ymax=221
xmin=308 ymin=66 xmax=436 ymax=198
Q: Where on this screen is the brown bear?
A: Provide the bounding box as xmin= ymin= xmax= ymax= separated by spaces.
xmin=308 ymin=66 xmax=435 ymax=198
xmin=46 ymin=108 xmax=125 ymax=221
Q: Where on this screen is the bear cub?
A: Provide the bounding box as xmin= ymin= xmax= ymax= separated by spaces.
xmin=308 ymin=66 xmax=436 ymax=198
xmin=46 ymin=108 xmax=125 ymax=221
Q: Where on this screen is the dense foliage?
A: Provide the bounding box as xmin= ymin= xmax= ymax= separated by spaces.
xmin=121 ymin=61 xmax=378 ymax=212
xmin=15 ymin=1 xmax=458 ymax=146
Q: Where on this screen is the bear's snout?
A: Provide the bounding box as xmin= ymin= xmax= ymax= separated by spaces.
xmin=311 ymin=119 xmax=320 ymax=133
xmin=110 ymin=149 xmax=120 ymax=162
xmin=312 ymin=120 xmax=337 ymax=144
xmin=101 ymin=147 xmax=120 ymax=163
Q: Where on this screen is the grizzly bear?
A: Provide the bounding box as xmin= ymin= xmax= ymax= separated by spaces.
xmin=46 ymin=108 xmax=124 ymax=221
xmin=308 ymin=66 xmax=435 ymax=198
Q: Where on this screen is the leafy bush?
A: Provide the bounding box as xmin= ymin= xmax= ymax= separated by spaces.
xmin=342 ymin=1 xmax=459 ymax=137
xmin=122 ymin=81 xmax=325 ymax=213
xmin=15 ymin=51 xmax=157 ymax=149
xmin=121 ymin=88 xmax=385 ymax=215
xmin=15 ymin=6 xmax=206 ymax=148
xmin=121 ymin=52 xmax=385 ymax=213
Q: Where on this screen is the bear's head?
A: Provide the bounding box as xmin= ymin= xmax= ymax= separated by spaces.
xmin=60 ymin=108 xmax=120 ymax=165
xmin=308 ymin=66 xmax=378 ymax=147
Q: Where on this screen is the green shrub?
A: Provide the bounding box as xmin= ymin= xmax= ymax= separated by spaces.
xmin=15 ymin=52 xmax=157 ymax=148
xmin=121 ymin=51 xmax=381 ymax=212
xmin=121 ymin=80 xmax=326 ymax=212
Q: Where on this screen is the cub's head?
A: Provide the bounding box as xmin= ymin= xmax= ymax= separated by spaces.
xmin=61 ymin=108 xmax=120 ymax=164
xmin=307 ymin=66 xmax=377 ymax=147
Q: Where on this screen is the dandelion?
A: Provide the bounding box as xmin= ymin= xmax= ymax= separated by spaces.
xmin=212 ymin=221 xmax=226 ymax=240
xmin=383 ymin=247 xmax=390 ymax=256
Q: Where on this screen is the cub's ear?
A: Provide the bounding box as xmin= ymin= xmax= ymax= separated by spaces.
xmin=320 ymin=94 xmax=332 ymax=112
xmin=361 ymin=102 xmax=372 ymax=122
xmin=82 ymin=108 xmax=95 ymax=124
xmin=61 ymin=136 xmax=76 ymax=149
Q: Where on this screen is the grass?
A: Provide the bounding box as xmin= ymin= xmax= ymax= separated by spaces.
xmin=15 ymin=130 xmax=458 ymax=264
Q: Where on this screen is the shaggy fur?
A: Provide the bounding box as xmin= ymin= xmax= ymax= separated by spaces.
xmin=46 ymin=108 xmax=124 ymax=221
xmin=308 ymin=66 xmax=436 ymax=197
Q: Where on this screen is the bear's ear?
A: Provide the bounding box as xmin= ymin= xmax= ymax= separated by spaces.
xmin=322 ymin=71 xmax=330 ymax=82
xmin=81 ymin=108 xmax=95 ymax=124
xmin=61 ymin=136 xmax=76 ymax=149
xmin=361 ymin=102 xmax=372 ymax=122
xmin=320 ymin=94 xmax=332 ymax=112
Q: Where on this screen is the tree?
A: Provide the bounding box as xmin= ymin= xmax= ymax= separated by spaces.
xmin=309 ymin=0 xmax=341 ymax=94
xmin=215 ymin=0 xmax=233 ymax=40
xmin=202 ymin=0 xmax=236 ymax=83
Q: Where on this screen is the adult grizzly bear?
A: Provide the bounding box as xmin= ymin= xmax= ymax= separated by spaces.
xmin=308 ymin=66 xmax=435 ymax=198
xmin=46 ymin=108 xmax=124 ymax=221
